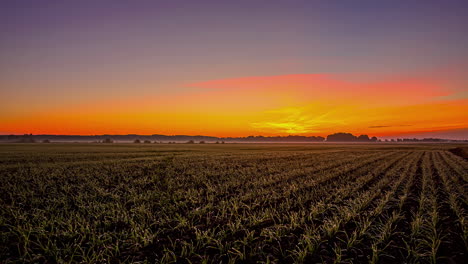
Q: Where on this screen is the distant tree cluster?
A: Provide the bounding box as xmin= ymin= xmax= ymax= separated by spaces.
xmin=237 ymin=135 xmax=325 ymax=142
xmin=326 ymin=133 xmax=377 ymax=142
xmin=1 ymin=133 xmax=467 ymax=143
xmin=12 ymin=134 xmax=36 ymax=143
xmin=395 ymin=138 xmax=459 ymax=142
xmin=102 ymin=138 xmax=113 ymax=143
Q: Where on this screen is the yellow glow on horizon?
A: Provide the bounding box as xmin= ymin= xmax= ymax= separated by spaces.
xmin=1 ymin=73 xmax=466 ymax=137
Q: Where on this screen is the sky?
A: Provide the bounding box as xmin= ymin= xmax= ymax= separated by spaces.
xmin=1 ymin=0 xmax=467 ymax=138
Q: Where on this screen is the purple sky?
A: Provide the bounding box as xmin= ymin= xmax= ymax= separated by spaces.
xmin=1 ymin=0 xmax=467 ymax=137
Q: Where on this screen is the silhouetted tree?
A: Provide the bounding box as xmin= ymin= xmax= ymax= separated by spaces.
xmin=18 ymin=135 xmax=36 ymax=143
xmin=102 ymin=138 xmax=113 ymax=143
xmin=186 ymin=140 xmax=194 ymax=144
xmin=357 ymin=135 xmax=370 ymax=142
xmin=42 ymin=139 xmax=51 ymax=143
xmin=15 ymin=134 xmax=35 ymax=143
xmin=134 ymin=139 xmax=141 ymax=143
xmin=199 ymin=141 xmax=206 ymax=144
xmin=144 ymin=140 xmax=151 ymax=144
xmin=370 ymin=136 xmax=378 ymax=142
xmin=327 ymin=133 xmax=358 ymax=142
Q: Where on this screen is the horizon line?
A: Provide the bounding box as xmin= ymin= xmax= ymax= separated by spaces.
xmin=1 ymin=132 xmax=467 ymax=141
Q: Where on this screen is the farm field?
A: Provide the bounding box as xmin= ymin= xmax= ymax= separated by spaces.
xmin=0 ymin=143 xmax=467 ymax=263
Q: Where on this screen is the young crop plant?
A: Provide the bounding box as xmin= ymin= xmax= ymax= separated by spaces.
xmin=0 ymin=144 xmax=466 ymax=263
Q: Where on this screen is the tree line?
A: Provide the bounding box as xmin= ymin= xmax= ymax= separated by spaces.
xmin=2 ymin=133 xmax=466 ymax=143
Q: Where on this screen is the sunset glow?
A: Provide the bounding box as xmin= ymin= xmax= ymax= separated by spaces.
xmin=1 ymin=1 xmax=467 ymax=139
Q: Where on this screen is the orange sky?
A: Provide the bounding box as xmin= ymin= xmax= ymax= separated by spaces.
xmin=1 ymin=1 xmax=467 ymax=139
xmin=2 ymin=72 xmax=466 ymax=138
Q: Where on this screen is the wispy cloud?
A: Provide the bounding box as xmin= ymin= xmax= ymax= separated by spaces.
xmin=369 ymin=125 xmax=413 ymax=128
xmin=189 ymin=73 xmax=452 ymax=107
xmin=432 ymin=91 xmax=468 ymax=101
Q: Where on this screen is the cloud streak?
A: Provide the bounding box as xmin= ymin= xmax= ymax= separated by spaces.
xmin=369 ymin=125 xmax=413 ymax=128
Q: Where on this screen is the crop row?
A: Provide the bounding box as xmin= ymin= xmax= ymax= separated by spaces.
xmin=0 ymin=146 xmax=466 ymax=263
